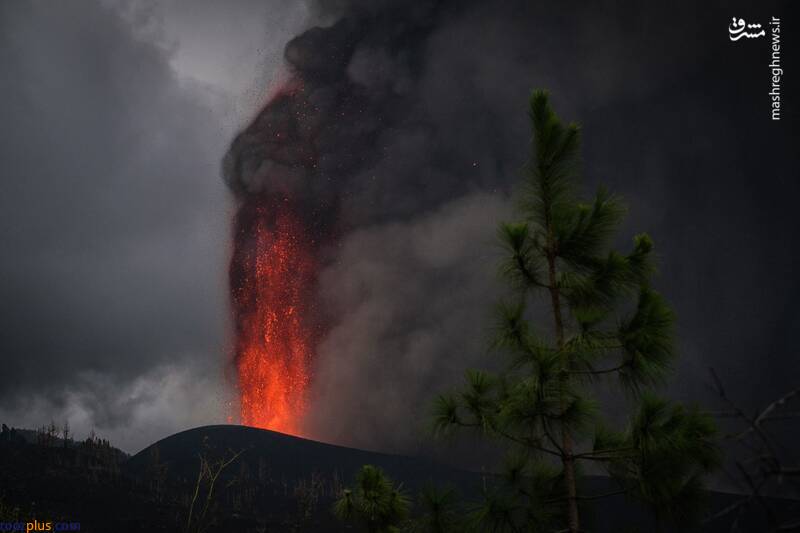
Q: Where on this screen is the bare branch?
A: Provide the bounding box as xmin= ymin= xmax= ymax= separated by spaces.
xmin=755 ymin=388 xmax=800 ymax=426
xmin=735 ymin=461 xmax=778 ymax=530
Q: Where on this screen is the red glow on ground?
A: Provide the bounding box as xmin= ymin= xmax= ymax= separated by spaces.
xmin=231 ymin=201 xmax=315 ymax=436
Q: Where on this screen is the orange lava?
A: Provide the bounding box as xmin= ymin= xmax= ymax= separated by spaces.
xmin=232 ymin=201 xmax=314 ymax=435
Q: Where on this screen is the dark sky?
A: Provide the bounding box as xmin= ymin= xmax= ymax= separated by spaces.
xmin=0 ymin=0 xmax=796 ymax=454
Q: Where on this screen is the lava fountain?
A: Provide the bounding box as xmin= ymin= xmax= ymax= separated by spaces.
xmin=224 ymin=18 xmax=376 ymax=435
xmin=230 ymin=198 xmax=315 ymax=435
xmin=225 ymin=83 xmax=324 ymax=436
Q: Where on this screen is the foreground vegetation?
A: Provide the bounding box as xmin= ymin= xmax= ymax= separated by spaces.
xmin=427 ymin=90 xmax=720 ymax=532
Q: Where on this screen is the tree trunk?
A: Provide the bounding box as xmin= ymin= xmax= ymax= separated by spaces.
xmin=561 ymin=432 xmax=579 ymax=533
xmin=547 ymin=251 xmax=580 ymax=533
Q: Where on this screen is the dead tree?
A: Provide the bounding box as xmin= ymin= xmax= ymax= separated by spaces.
xmin=185 ymin=443 xmax=244 ymax=533
xmin=705 ymin=368 xmax=800 ymax=532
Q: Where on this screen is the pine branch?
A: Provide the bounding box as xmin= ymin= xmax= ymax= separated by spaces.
xmin=546 ymin=484 xmax=634 ymax=504
xmin=568 ymin=362 xmax=627 ymax=376
xmin=541 ymin=418 xmax=565 ymax=457
xmin=574 ymin=447 xmax=636 ymax=460
xmin=574 ymin=488 xmax=629 ymax=501
xmin=451 ymin=418 xmax=563 ymax=459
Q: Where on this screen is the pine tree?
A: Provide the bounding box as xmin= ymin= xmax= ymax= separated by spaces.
xmin=433 ymin=90 xmax=720 ymax=532
xmin=413 ymin=484 xmax=462 ymax=533
xmin=334 ymin=465 xmax=410 ymax=533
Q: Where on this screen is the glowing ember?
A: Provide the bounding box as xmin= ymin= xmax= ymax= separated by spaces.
xmin=230 ymin=199 xmax=315 ymax=435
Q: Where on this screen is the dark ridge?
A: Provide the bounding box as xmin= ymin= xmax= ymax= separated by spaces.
xmin=126 ymin=424 xmax=481 ymax=493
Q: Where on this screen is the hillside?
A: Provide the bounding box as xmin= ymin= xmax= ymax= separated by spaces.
xmin=0 ymin=424 xmax=793 ymax=531
xmin=126 ymin=424 xmax=479 ymax=492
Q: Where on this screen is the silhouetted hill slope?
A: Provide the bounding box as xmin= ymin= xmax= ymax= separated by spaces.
xmin=126 ymin=424 xmax=480 ymax=495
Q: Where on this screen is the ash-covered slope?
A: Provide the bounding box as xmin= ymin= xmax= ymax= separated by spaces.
xmin=122 ymin=424 xmax=485 ymax=531
xmin=125 ymin=424 xmax=479 ymax=494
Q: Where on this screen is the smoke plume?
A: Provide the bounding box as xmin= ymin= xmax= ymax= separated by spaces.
xmin=222 ymin=0 xmax=797 ymax=455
